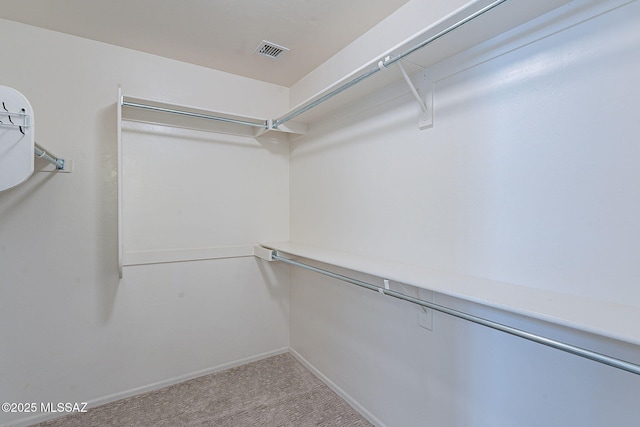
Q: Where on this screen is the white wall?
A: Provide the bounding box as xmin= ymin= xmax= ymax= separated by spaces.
xmin=121 ymin=122 xmax=290 ymax=256
xmin=0 ymin=19 xmax=289 ymax=427
xmin=289 ymin=0 xmax=640 ymax=425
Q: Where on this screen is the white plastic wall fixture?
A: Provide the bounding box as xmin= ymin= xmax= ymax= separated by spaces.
xmin=0 ymin=85 xmax=34 ymax=191
xmin=416 ymin=71 xmax=434 ymax=130
xmin=253 ymin=245 xmax=275 ymax=261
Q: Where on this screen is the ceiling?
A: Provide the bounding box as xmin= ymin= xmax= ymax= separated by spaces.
xmin=0 ymin=0 xmax=410 ymax=87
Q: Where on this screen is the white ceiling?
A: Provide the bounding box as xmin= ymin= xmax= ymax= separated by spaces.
xmin=0 ymin=0 xmax=410 ymax=87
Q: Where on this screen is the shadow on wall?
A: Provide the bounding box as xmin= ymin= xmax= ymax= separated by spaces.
xmin=288 ymin=81 xmax=419 ymax=161
xmin=255 ymin=257 xmax=290 ymax=316
xmin=95 ymin=103 xmax=120 ymax=324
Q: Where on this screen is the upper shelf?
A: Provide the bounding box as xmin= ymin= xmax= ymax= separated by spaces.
xmin=120 ymin=1 xmax=573 ymax=138
xmin=274 ymin=0 xmax=572 ymax=126
xmin=120 ymin=95 xmax=307 ymax=138
xmin=263 ymin=242 xmax=640 ymax=348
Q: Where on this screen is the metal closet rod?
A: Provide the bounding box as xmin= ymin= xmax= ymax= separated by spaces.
xmin=34 ymin=143 xmax=65 ymax=170
xmin=121 ymin=99 xmax=269 ymax=129
xmin=271 ymin=251 xmax=640 ymax=376
xmin=272 ymin=0 xmax=509 ymax=128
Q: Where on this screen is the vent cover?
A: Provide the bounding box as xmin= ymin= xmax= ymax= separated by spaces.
xmin=254 ymin=40 xmax=289 ymax=59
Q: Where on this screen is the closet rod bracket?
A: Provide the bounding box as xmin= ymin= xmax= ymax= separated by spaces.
xmin=34 ymin=143 xmax=71 ymax=172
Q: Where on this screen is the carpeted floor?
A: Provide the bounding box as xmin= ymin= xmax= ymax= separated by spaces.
xmin=32 ymin=353 xmax=373 ymax=426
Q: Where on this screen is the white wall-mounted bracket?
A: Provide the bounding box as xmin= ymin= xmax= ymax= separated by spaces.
xmin=396 ymin=63 xmax=433 ymax=130
xmin=1 ymin=85 xmax=71 ymax=192
xmin=253 ymin=245 xmax=275 ymax=261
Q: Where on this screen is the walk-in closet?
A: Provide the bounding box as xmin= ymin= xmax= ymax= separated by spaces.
xmin=1 ymin=0 xmax=639 ymax=426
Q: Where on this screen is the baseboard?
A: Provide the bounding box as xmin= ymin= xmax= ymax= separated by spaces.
xmin=288 ymin=348 xmax=387 ymax=427
xmin=6 ymin=347 xmax=289 ymax=427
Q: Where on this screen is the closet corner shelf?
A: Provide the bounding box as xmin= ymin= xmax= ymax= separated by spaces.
xmin=120 ymin=95 xmax=307 ymax=138
xmin=260 ymin=242 xmax=640 ymax=347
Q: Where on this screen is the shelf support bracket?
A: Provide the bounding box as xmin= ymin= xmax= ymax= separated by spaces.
xmin=395 ymin=62 xmax=433 ymax=130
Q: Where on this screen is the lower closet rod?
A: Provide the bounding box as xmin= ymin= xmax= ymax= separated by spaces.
xmin=271 ymin=251 xmax=640 ymax=376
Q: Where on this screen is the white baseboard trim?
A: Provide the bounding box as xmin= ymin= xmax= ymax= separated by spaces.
xmin=6 ymin=347 xmax=289 ymax=427
xmin=288 ymin=348 xmax=387 ymax=427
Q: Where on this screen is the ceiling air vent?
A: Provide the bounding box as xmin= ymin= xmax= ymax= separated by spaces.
xmin=254 ymin=40 xmax=289 ymax=59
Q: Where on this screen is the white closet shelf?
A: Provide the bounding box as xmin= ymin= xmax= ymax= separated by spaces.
xmin=275 ymin=0 xmax=572 ymax=127
xmin=120 ymin=95 xmax=307 ymax=137
xmin=261 ymin=242 xmax=640 ymax=347
xmin=119 ymin=0 xmax=572 ymax=142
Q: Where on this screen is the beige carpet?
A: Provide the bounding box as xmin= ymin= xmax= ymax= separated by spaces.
xmin=32 ymin=353 xmax=373 ymax=427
